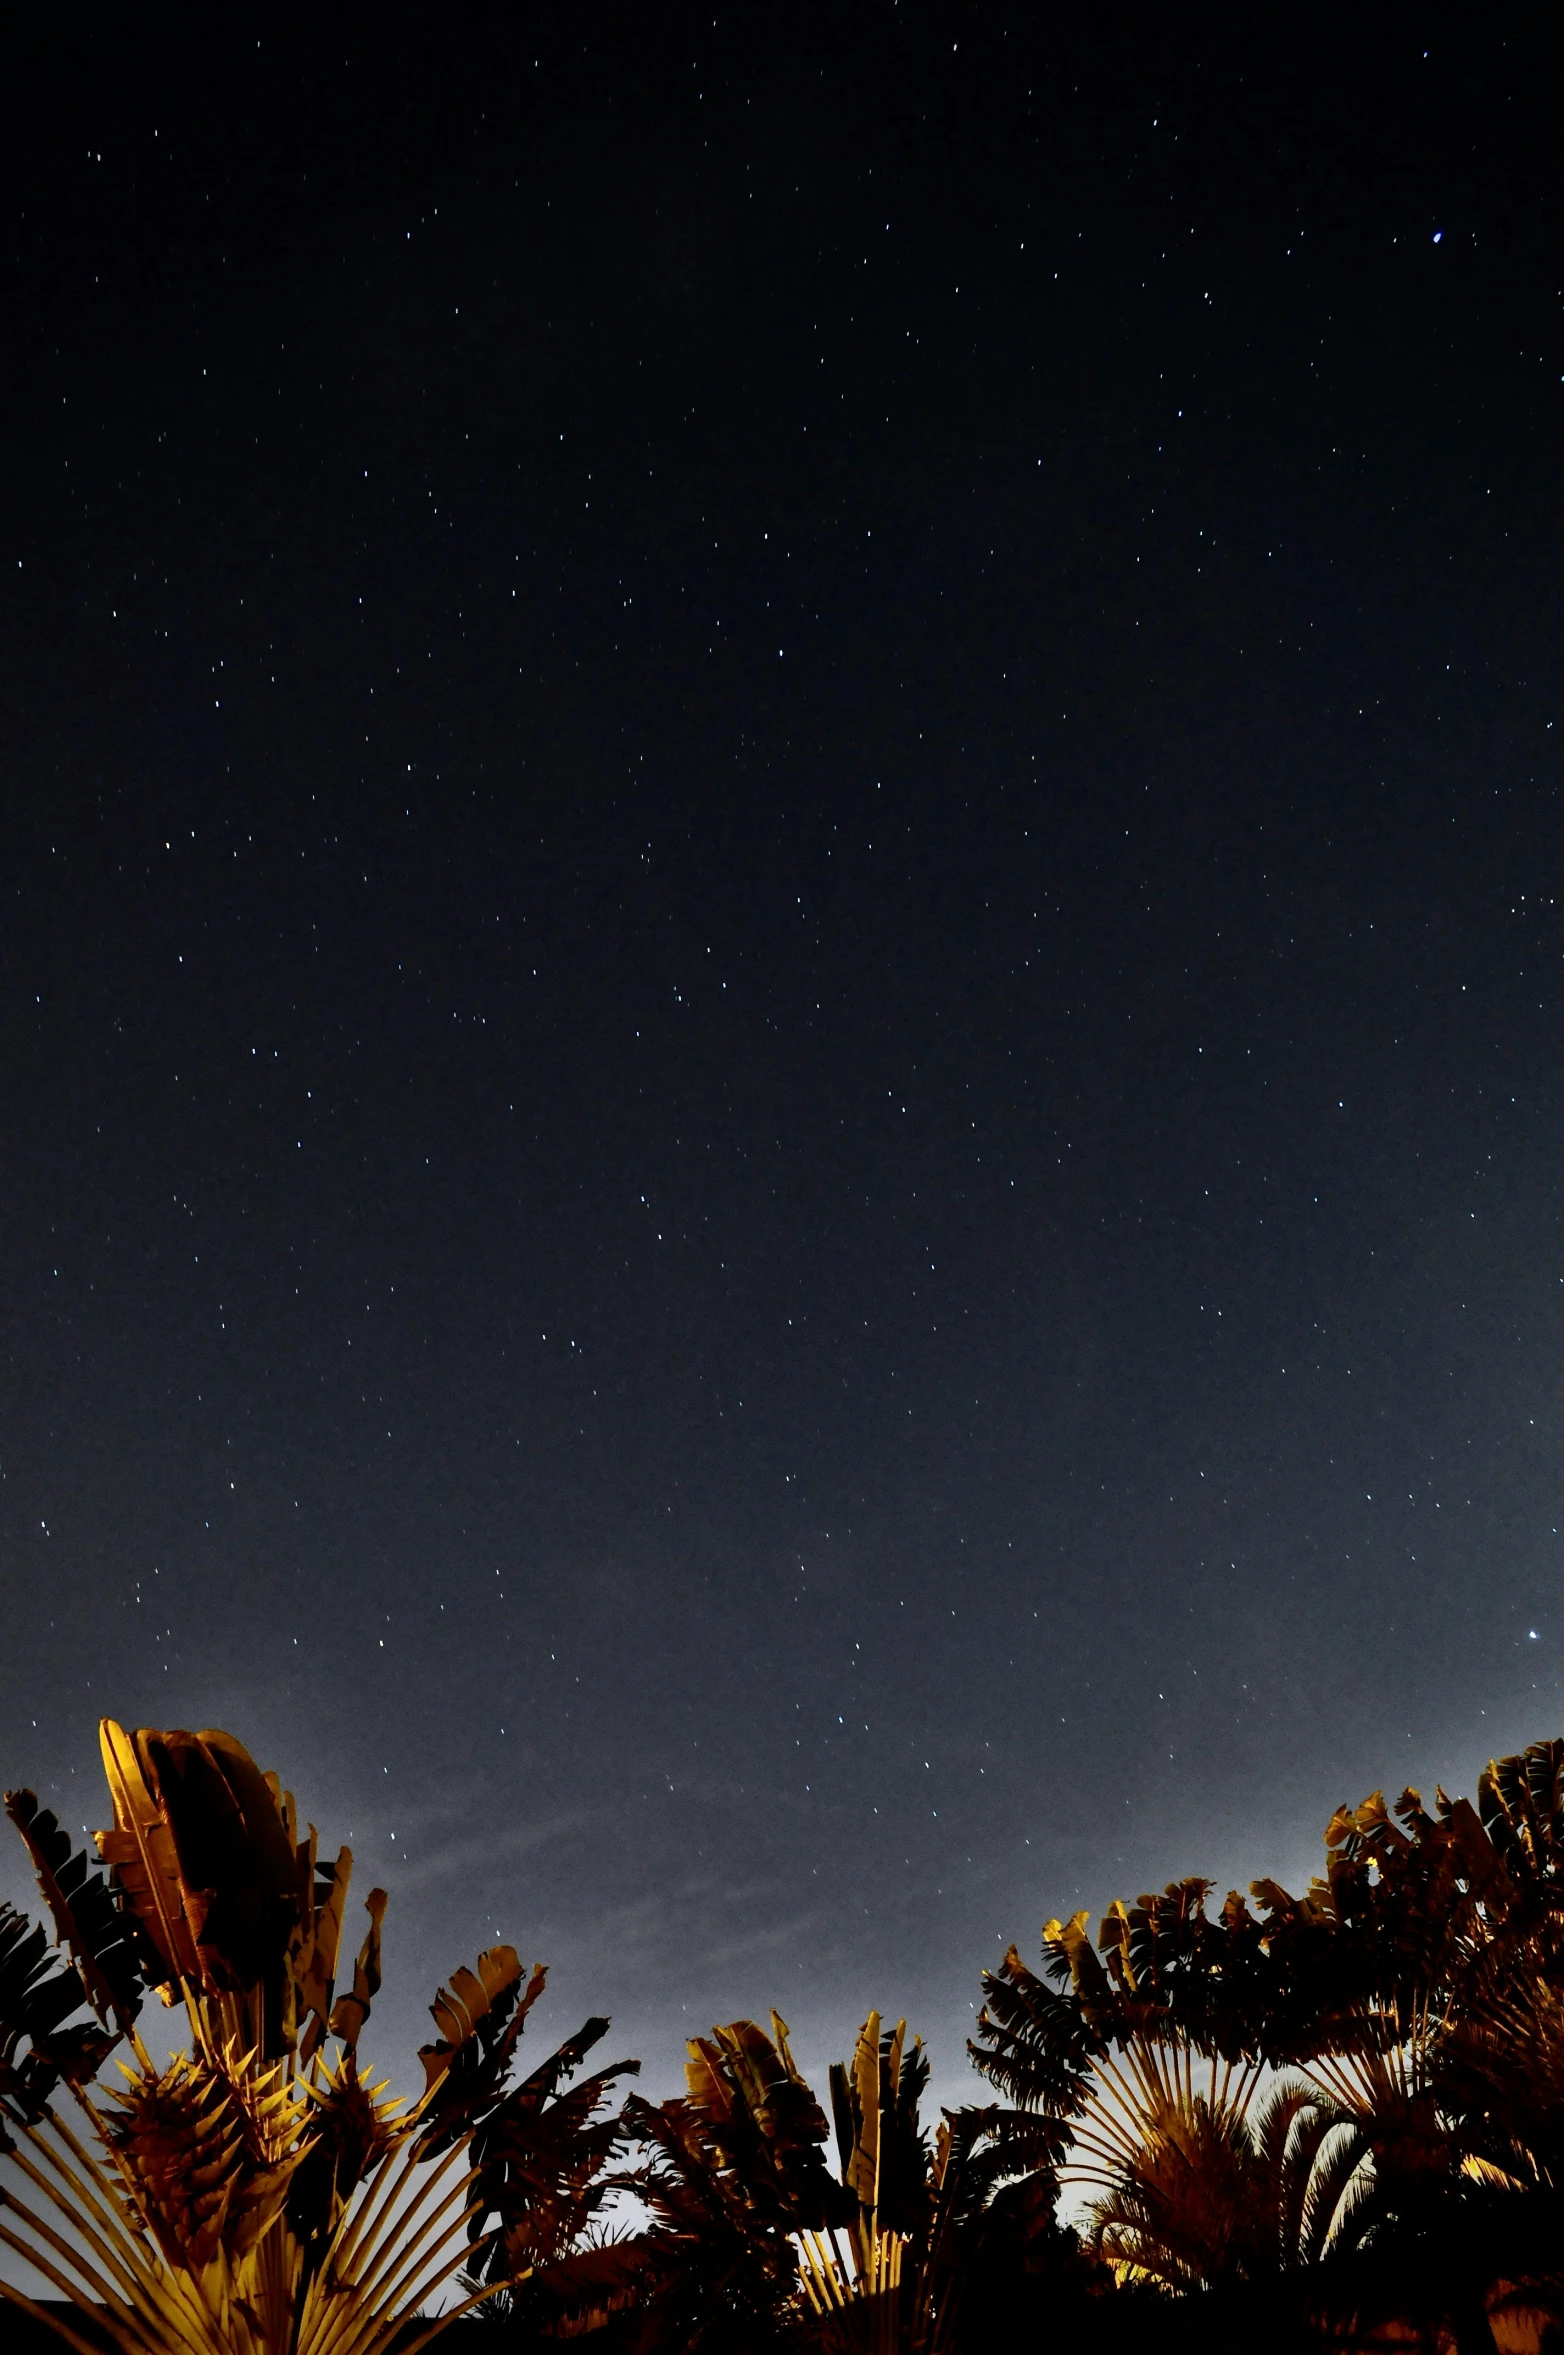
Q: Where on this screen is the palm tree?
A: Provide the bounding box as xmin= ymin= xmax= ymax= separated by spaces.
xmin=0 ymin=1719 xmax=635 ymax=2355
xmin=1081 ymin=2072 xmax=1370 ymax=2288
xmin=608 ymin=2008 xmax=1063 ymax=2353
xmin=971 ymin=1738 xmax=1564 ymax=2350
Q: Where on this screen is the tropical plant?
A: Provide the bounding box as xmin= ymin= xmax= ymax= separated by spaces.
xmin=0 ymin=1719 xmax=636 ymax=2355
xmin=603 ymin=2007 xmax=1062 ymax=2353
xmin=604 ymin=2012 xmax=854 ymax=2352
xmin=971 ymin=1738 xmax=1564 ymax=2350
xmin=1079 ymin=2072 xmax=1370 ymax=2288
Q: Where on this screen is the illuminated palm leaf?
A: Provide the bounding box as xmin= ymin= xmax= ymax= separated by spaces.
xmin=1 ymin=1718 xmax=636 ymax=2355
xmin=0 ymin=2079 xmax=488 ymax=2355
xmin=1079 ymin=2070 xmax=1370 ymax=2290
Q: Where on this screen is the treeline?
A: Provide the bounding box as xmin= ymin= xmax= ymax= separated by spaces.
xmin=1 ymin=1720 xmax=1562 ymax=2352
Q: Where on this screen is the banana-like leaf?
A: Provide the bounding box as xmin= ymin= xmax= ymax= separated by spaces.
xmin=5 ymin=1714 xmax=671 ymax=2351
xmin=4 ymin=1715 xmax=618 ymax=2355
xmin=899 ymin=2098 xmax=1069 ymax=2343
xmin=328 ymin=1887 xmax=388 ymax=2052
xmin=972 ymin=1729 xmax=1564 ymax=2312
xmin=89 ymin=1719 xmax=365 ymax=2068
xmin=422 ymin=1945 xmax=525 ymax=2082
xmin=844 ymin=2009 xmax=881 ymax=2208
xmin=484 ymin=2238 xmax=654 ymax=2335
xmin=0 ymin=2056 xmax=489 ymax=2355
xmin=1480 ymin=1736 xmax=1564 ymax=1889
xmin=826 ymin=2011 xmax=930 ymax=2244
xmin=95 ymin=1720 xmax=302 ymax=2021
xmin=620 ymin=2089 xmax=807 ymax=2345
xmin=464 ymin=2031 xmax=639 ymax=2281
xmin=4 ymin=1788 xmax=146 ymax=2031
xmin=635 ymin=2001 xmax=1054 ymax=2347
xmin=682 ymin=2018 xmax=853 ymax=2235
xmin=291 ymin=1828 xmax=354 ymax=2063
xmin=153 ymin=1726 xmax=298 ymax=1986
xmin=301 ymin=1845 xmax=353 ymax=2018
xmin=415 ymin=1947 xmax=550 ymax=2156
xmin=96 ymin=1718 xmax=204 ymax=1989
xmin=970 ymin=1944 xmax=1101 ymax=2115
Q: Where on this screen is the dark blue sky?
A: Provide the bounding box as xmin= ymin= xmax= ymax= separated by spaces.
xmin=1 ymin=6 xmax=1562 ymax=2110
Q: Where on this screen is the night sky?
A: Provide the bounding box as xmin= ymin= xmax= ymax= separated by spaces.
xmin=2 ymin=9 xmax=1563 ymax=2110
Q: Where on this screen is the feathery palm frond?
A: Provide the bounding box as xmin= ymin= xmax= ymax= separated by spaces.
xmin=459 ymin=2021 xmax=639 ymax=2289
xmin=616 ymin=2086 xmax=802 ymax=2351
xmin=972 ymin=1733 xmax=1564 ymax=2343
xmin=1080 ymin=2070 xmax=1369 ymax=2292
xmin=5 ymin=1792 xmax=149 ymax=2036
xmin=0 ymin=1902 xmax=117 ymax=2125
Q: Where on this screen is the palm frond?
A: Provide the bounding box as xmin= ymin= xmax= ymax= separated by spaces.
xmin=5 ymin=1791 xmax=148 ymax=2034
xmin=0 ymin=1902 xmax=112 ymax=2123
xmin=3 ymin=1716 xmax=636 ymax=2355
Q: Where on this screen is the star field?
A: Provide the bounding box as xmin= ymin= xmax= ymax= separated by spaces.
xmin=1 ymin=9 xmax=1563 ymax=2108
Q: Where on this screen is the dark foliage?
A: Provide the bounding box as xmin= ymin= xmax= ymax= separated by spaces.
xmin=968 ymin=1737 xmax=1564 ymax=2353
xmin=4 ymin=1791 xmax=149 ymax=2032
xmin=0 ymin=1900 xmax=114 ymax=2125
xmin=8 ymin=1720 xmax=1564 ymax=2352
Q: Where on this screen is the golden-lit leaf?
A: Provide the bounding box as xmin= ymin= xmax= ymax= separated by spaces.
xmin=684 ymin=2036 xmax=733 ymax=2119
xmin=148 ymin=1726 xmax=298 ymax=1991
xmin=94 ymin=1719 xmax=304 ymax=2018
xmin=848 ymin=2009 xmax=881 ymax=2207
xmin=96 ymin=1717 xmax=202 ymax=1988
xmin=309 ymin=1847 xmax=352 ymax=2002
xmin=2 ymin=1717 xmax=588 ymax=2355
